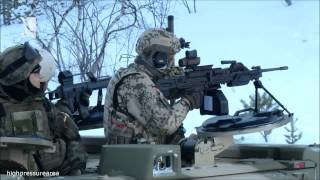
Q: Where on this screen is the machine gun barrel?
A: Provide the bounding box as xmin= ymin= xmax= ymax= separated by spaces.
xmin=156 ymin=61 xmax=289 ymax=116
xmin=221 ymin=60 xmax=236 ymax=64
xmin=258 ymin=66 xmax=288 ymax=72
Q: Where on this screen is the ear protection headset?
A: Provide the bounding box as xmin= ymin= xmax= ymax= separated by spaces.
xmin=152 ymin=51 xmax=169 ymax=68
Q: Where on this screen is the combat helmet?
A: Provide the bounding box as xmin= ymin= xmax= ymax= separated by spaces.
xmin=135 ymin=28 xmax=181 ymax=69
xmin=0 ymin=42 xmax=42 ymax=86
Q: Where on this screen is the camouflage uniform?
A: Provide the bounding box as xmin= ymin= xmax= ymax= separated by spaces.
xmin=35 ymin=99 xmax=87 ymax=175
xmin=0 ymin=43 xmax=87 ymax=174
xmin=104 ymin=29 xmax=191 ymax=144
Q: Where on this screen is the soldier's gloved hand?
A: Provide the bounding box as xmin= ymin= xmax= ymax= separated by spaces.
xmin=79 ymin=89 xmax=92 ymax=107
xmin=182 ymin=91 xmax=202 ymax=110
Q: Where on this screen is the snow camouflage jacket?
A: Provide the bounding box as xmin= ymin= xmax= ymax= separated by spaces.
xmin=103 ymin=63 xmax=190 ymax=144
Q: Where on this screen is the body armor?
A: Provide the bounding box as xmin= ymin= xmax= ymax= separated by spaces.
xmin=103 ymin=64 xmax=141 ymax=143
xmin=104 ymin=63 xmax=190 ymax=144
xmin=0 ymin=97 xmax=52 ymax=139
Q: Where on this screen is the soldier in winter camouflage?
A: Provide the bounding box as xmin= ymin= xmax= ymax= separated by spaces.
xmin=0 ymin=42 xmax=87 ymax=175
xmin=104 ymin=28 xmax=201 ymax=144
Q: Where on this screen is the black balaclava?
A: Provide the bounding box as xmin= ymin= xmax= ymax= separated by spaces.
xmin=2 ymin=78 xmax=41 ymax=101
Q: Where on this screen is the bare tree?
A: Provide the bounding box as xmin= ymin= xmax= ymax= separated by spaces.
xmin=1 ymin=0 xmax=38 ymax=25
xmin=2 ymin=0 xmax=13 ymax=25
xmin=1 ymin=0 xmax=194 ymax=81
xmin=181 ymin=0 xmax=197 ymax=13
xmin=23 ymin=0 xmax=189 ymax=81
xmin=284 ymin=0 xmax=292 ymax=6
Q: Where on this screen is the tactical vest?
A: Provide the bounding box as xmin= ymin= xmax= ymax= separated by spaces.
xmin=0 ymin=96 xmax=52 ymax=139
xmin=104 ymin=63 xmax=182 ymax=144
xmin=104 ymin=63 xmax=149 ymax=143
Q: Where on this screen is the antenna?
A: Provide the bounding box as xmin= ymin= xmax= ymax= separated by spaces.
xmin=167 ymin=15 xmax=174 ymax=33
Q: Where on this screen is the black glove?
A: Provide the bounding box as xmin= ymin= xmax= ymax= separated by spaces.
xmin=182 ymin=91 xmax=202 ymax=110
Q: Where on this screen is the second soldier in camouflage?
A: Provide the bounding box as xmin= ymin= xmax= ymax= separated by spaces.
xmin=104 ymin=28 xmax=201 ymax=144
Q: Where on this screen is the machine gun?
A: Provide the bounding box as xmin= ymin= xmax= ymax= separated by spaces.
xmin=157 ymin=49 xmax=290 ymax=116
xmin=159 ymin=50 xmax=294 ymax=166
xmin=47 ymin=71 xmax=110 ymax=130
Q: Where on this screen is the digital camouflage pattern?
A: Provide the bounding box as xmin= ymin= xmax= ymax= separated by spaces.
xmin=0 ymin=43 xmax=41 ymax=86
xmin=54 ymin=101 xmax=88 ymax=175
xmin=33 ymin=92 xmax=87 ymax=175
xmin=104 ymin=63 xmax=190 ymax=144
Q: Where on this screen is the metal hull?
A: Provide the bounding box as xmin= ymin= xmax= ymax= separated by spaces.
xmin=2 ymin=137 xmax=318 ymax=180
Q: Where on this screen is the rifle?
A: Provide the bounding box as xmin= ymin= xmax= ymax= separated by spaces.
xmin=156 ymin=49 xmax=290 ymax=116
xmin=47 ymin=71 xmax=110 ymax=130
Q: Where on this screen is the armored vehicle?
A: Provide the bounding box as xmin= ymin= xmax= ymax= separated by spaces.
xmin=1 ymin=109 xmax=319 ymax=180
